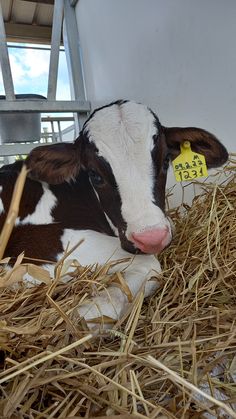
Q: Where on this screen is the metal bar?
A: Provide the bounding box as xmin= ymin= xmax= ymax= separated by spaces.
xmin=0 ymin=2 xmax=15 ymax=100
xmin=41 ymin=116 xmax=74 ymax=122
xmin=0 ymin=100 xmax=90 ymax=113
xmin=42 ymin=127 xmax=50 ymax=142
xmin=58 ymin=123 xmax=75 ymax=137
xmin=63 ymin=1 xmax=89 ymax=134
xmin=57 ymin=121 xmax=63 ymax=141
xmin=8 ymin=44 xmax=65 ymax=52
xmin=63 ymin=1 xmax=86 ymax=98
xmin=47 ymin=0 xmax=64 ymax=100
xmin=50 ymin=120 xmax=56 ymax=141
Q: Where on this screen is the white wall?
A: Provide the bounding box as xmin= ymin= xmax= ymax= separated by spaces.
xmin=74 ymin=0 xmax=236 ymax=206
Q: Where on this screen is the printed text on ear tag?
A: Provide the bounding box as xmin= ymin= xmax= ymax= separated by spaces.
xmin=172 ymin=141 xmax=208 ymax=182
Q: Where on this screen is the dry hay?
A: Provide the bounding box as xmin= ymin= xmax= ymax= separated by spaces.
xmin=0 ymin=159 xmax=236 ymax=418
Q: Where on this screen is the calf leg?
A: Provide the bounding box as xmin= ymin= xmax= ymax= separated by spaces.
xmin=59 ymin=230 xmax=161 ymax=325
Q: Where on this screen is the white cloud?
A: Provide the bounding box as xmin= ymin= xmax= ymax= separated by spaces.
xmin=0 ymin=45 xmax=71 ymax=101
xmin=23 ymin=49 xmax=50 ymax=78
xmin=9 ymin=52 xmax=28 ymax=84
xmin=0 ymin=48 xmax=49 ymax=89
xmin=0 ymin=52 xmax=26 ymax=93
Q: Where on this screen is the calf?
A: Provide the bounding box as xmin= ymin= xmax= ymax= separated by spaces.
xmin=0 ymin=100 xmax=228 ymax=325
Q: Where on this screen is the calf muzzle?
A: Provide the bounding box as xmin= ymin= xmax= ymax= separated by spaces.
xmin=131 ymin=226 xmax=172 ymax=254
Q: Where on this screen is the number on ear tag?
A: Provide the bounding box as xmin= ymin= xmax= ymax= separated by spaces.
xmin=172 ymin=141 xmax=208 ymax=182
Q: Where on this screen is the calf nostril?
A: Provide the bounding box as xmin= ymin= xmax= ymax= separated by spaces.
xmin=130 ymin=227 xmax=171 ymax=254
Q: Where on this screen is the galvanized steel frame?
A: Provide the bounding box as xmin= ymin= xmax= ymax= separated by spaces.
xmin=0 ymin=0 xmax=90 ymax=156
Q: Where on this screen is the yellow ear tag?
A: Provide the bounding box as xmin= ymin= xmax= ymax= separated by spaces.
xmin=172 ymin=141 xmax=208 ymax=182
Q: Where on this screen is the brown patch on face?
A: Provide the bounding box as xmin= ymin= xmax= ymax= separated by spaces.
xmin=118 ymin=229 xmax=140 ymax=254
xmin=80 ymin=135 xmax=131 ymax=244
xmin=50 ymin=171 xmax=115 ymax=236
xmin=151 ymin=129 xmax=170 ymax=213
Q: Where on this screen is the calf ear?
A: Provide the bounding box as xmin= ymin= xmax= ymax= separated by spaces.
xmin=164 ymin=127 xmax=228 ymax=168
xmin=26 ymin=141 xmax=81 ymax=184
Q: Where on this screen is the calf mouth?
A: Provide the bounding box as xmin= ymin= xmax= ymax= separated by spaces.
xmin=119 ymin=224 xmax=173 ymax=255
xmin=119 ymin=230 xmax=140 ymax=254
xmin=119 ymin=231 xmax=173 ymax=255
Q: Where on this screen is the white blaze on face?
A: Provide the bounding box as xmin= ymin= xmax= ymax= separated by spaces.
xmin=0 ymin=186 xmax=4 ymax=215
xmin=85 ymin=102 xmax=170 ymax=239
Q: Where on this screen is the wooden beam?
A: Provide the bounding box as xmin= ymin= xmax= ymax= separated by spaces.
xmin=5 ymin=22 xmax=52 ymax=44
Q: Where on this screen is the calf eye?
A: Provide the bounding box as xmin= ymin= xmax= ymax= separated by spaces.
xmin=88 ymin=169 xmax=104 ymax=186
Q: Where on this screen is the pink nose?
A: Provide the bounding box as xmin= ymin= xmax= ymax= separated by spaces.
xmin=131 ymin=227 xmax=171 ymax=254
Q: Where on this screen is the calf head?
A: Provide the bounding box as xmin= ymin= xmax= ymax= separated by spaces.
xmin=26 ymin=100 xmax=228 ymax=254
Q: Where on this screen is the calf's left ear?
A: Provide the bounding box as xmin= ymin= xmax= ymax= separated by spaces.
xmin=26 ymin=141 xmax=81 ymax=184
xmin=163 ymin=127 xmax=228 ymax=168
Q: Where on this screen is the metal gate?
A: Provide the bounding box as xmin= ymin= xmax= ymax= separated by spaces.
xmin=0 ymin=0 xmax=90 ymax=158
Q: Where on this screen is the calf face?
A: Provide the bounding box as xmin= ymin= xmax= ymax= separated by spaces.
xmin=26 ymin=100 xmax=228 ymax=254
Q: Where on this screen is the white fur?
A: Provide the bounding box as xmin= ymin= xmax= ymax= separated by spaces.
xmin=24 ymin=229 xmax=161 ymax=324
xmin=0 ymin=186 xmax=4 ymax=215
xmin=85 ymin=102 xmax=171 ymax=239
xmin=103 ymin=212 xmax=118 ymax=236
xmin=58 ymin=229 xmax=161 ymax=324
xmin=18 ymin=184 xmax=57 ymax=225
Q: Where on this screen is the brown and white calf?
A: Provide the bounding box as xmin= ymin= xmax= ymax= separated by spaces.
xmin=0 ymin=100 xmax=228 ymax=324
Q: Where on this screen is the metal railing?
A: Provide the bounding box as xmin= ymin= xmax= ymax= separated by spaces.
xmin=41 ymin=116 xmax=75 ymax=142
xmin=0 ymin=0 xmax=90 ymax=157
xmin=0 ymin=116 xmax=75 ymax=159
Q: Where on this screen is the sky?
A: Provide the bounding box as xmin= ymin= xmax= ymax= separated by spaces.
xmin=0 ymin=43 xmax=71 ymax=99
xmin=0 ymin=44 xmax=73 ymax=138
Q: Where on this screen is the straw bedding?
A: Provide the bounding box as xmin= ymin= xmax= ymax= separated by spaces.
xmin=0 ymin=159 xmax=236 ymax=418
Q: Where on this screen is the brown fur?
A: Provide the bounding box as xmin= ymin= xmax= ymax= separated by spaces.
xmin=26 ymin=142 xmax=81 ymax=184
xmin=0 ymin=171 xmax=43 ymax=231
xmin=5 ymin=224 xmax=64 ymax=264
xmin=164 ymin=127 xmax=228 ymax=168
